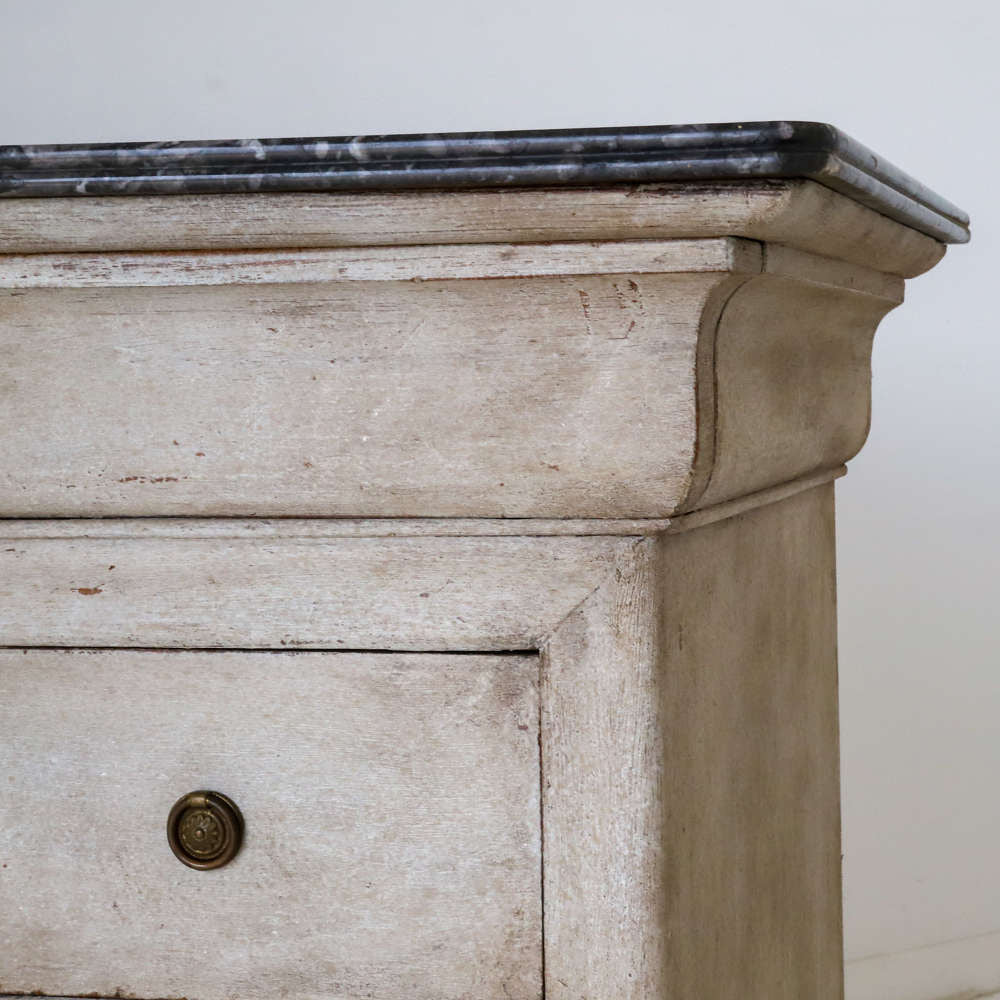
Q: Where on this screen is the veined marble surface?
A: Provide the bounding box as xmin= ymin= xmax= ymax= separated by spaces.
xmin=0 ymin=121 xmax=970 ymax=243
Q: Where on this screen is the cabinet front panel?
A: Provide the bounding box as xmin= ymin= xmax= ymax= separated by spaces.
xmin=0 ymin=649 xmax=541 ymax=1000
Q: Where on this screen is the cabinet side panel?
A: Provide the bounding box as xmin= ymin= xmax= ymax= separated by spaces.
xmin=657 ymin=483 xmax=843 ymax=998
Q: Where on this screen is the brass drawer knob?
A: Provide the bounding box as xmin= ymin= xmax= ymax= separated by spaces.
xmin=167 ymin=790 xmax=244 ymax=870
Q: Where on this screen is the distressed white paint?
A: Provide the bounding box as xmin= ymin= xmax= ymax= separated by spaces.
xmin=0 ymin=237 xmax=897 ymax=519
xmin=0 ymin=179 xmax=943 ymax=278
xmin=0 ymin=534 xmax=623 ymax=650
xmin=0 ymin=109 xmax=962 ymax=998
xmin=0 ymin=650 xmax=542 ymax=1000
xmin=0 ymin=236 xmax=762 ymax=286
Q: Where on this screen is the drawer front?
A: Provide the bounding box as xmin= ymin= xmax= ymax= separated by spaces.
xmin=0 ymin=649 xmax=541 ymax=1000
xmin=0 ymin=273 xmax=709 ymax=519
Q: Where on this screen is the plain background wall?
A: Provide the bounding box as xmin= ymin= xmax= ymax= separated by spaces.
xmin=1 ymin=2 xmax=995 ymax=997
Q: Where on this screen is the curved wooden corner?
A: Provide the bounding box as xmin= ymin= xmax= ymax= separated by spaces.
xmin=678 ymin=245 xmax=902 ymax=514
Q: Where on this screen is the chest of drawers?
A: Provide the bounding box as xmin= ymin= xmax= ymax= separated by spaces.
xmin=0 ymin=122 xmax=969 ymax=999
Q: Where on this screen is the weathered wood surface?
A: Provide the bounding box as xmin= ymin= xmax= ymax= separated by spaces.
xmin=0 ymin=484 xmax=846 ymax=997
xmin=0 ymin=179 xmax=944 ymax=277
xmin=656 ymin=484 xmax=843 ymax=998
xmin=0 ymin=241 xmax=895 ymax=518
xmin=683 ymin=269 xmax=894 ymax=509
xmin=0 ymin=514 xmax=675 ymax=538
xmin=0 ymin=237 xmax=900 ymax=302
xmin=0 ymin=465 xmax=843 ymax=539
xmin=0 ymin=649 xmax=542 ymax=1000
xmin=0 ymin=268 xmax=727 ymax=518
xmin=0 ymin=471 xmax=843 ymax=651
xmin=0 ymin=236 xmax=761 ymax=287
xmin=0 ymin=151 xmax=951 ymax=998
xmin=0 ymin=533 xmax=626 ymax=649
xmin=540 ymin=484 xmax=843 ymax=999
xmin=541 ymin=533 xmax=663 ymax=998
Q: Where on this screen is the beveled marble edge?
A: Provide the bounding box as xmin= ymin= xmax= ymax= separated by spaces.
xmin=0 ymin=122 xmax=969 ymax=243
xmin=0 ymin=467 xmax=845 ymax=539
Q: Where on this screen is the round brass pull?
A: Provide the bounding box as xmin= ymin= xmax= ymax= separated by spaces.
xmin=167 ymin=790 xmax=244 ymax=870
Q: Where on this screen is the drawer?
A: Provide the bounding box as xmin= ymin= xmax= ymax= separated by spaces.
xmin=0 ymin=270 xmax=716 ymax=520
xmin=0 ymin=238 xmax=894 ymax=521
xmin=0 ymin=648 xmax=541 ymax=1000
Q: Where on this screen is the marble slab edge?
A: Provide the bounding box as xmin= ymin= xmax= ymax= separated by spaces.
xmin=0 ymin=121 xmax=970 ymax=244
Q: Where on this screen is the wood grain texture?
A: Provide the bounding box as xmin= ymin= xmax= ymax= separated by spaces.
xmin=0 ymin=246 xmax=894 ymax=519
xmin=0 ymin=515 xmax=677 ymax=538
xmin=0 ymin=237 xmax=761 ymax=287
xmin=0 ymin=534 xmax=626 ymax=649
xmin=539 ymin=484 xmax=842 ymax=998
xmin=540 ymin=536 xmax=664 ymax=999
xmin=0 ymin=486 xmax=846 ymax=997
xmin=0 ymin=157 xmax=931 ymax=997
xmin=0 ymin=650 xmax=541 ymax=1000
xmin=656 ymin=484 xmax=843 ymax=998
xmin=0 ymin=179 xmax=944 ymax=277
xmin=0 ymin=464 xmax=843 ymax=540
xmin=0 ymin=269 xmax=733 ymax=518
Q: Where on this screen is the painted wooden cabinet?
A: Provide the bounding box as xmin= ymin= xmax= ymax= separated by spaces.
xmin=0 ymin=122 xmax=968 ymax=999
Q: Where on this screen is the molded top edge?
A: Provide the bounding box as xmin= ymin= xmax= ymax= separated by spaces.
xmin=0 ymin=121 xmax=969 ymax=243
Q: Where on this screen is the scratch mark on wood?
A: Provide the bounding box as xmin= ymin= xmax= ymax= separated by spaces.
xmin=577 ymin=289 xmax=593 ymax=335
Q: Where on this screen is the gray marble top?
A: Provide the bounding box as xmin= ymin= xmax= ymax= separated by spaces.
xmin=0 ymin=121 xmax=969 ymax=243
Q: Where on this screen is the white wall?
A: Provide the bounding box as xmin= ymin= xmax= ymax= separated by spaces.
xmin=1 ymin=2 xmax=996 ymax=996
